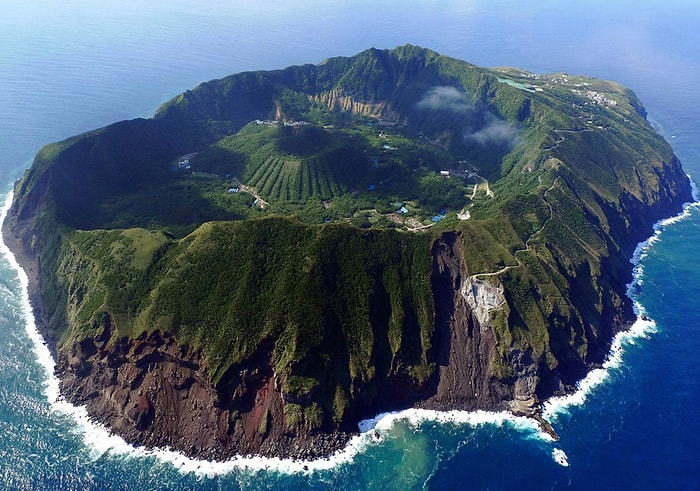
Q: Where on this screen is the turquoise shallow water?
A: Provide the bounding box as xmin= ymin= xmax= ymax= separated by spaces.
xmin=0 ymin=1 xmax=699 ymax=489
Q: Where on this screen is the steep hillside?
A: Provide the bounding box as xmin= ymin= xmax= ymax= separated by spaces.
xmin=3 ymin=45 xmax=692 ymax=460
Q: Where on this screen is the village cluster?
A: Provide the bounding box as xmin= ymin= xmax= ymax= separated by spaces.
xmin=571 ymin=89 xmax=618 ymax=106
xmin=254 ymin=119 xmax=310 ymax=127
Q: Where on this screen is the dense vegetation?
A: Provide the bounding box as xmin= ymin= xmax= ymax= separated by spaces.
xmin=9 ymin=45 xmax=691 ymax=433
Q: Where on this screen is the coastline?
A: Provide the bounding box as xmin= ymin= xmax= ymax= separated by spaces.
xmin=0 ymin=191 xmax=61 ymax=403
xmin=2 ymin=185 xmax=697 ymax=475
xmin=544 ymin=190 xmax=700 ymax=420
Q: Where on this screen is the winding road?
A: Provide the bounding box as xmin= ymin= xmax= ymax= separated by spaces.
xmin=471 ymin=176 xmax=559 ymax=282
xmin=232 ymin=177 xmax=270 ymax=208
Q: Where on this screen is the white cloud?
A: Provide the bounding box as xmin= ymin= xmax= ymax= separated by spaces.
xmin=416 ymin=86 xmax=472 ymax=113
xmin=465 ymin=113 xmax=520 ymax=147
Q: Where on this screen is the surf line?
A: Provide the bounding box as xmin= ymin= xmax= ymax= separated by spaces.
xmin=0 ymin=190 xmax=360 ymax=476
xmin=358 ymin=180 xmax=700 ymax=470
xmin=543 ymin=187 xmax=700 ymax=420
xmin=538 ymin=189 xmax=699 ymax=470
xmin=0 ymin=188 xmax=575 ymax=475
xmin=3 ymin=186 xmax=697 ymax=476
xmin=0 ymin=188 xmax=559 ymax=475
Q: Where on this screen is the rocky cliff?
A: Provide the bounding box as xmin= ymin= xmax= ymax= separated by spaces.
xmin=423 ymin=232 xmax=511 ymax=410
xmin=57 ymin=327 xmax=350 ymax=460
xmin=3 ymin=45 xmax=694 ymax=460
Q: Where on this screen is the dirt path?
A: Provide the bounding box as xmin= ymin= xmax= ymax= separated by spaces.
xmin=470 ymin=175 xmax=495 ymax=200
xmin=408 ymin=223 xmax=435 ymax=232
xmin=232 ymin=177 xmax=270 ymax=208
xmin=484 ymin=179 xmax=494 ymax=198
xmin=471 ymin=177 xmax=559 ymax=282
xmin=541 ymin=127 xmax=592 ymax=151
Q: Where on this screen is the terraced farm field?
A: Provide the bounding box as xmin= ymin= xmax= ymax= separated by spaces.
xmin=176 ymin=119 xmax=476 ymax=229
xmin=245 ymin=144 xmax=366 ymax=201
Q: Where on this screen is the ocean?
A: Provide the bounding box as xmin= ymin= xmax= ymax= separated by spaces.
xmin=0 ymin=1 xmax=698 ymax=489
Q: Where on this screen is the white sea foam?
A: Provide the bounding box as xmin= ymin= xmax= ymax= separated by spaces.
xmin=0 ymin=191 xmax=61 ymax=404
xmin=552 ymin=448 xmax=569 ymax=467
xmin=0 ymin=190 xmax=392 ymax=477
xmin=545 ymin=192 xmax=700 ymax=420
xmin=359 ymin=407 xmax=541 ymax=436
xmin=0 ymin=188 xmax=553 ymax=477
xmin=689 ymin=174 xmax=699 ymax=202
xmin=3 ymin=186 xmax=699 ymax=477
xmin=543 ymin=311 xmax=657 ymax=419
xmin=339 ymin=195 xmax=700 ymax=461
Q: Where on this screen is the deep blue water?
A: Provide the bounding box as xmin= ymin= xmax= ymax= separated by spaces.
xmin=1 ymin=1 xmax=699 ymax=489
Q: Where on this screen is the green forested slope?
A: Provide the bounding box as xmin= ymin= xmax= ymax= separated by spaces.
xmin=6 ymin=45 xmax=692 ymax=439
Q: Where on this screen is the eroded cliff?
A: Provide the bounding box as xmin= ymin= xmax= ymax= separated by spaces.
xmin=424 ymin=232 xmax=511 ymax=410
xmin=3 ymin=45 xmax=694 ymax=460
xmin=51 ymin=229 xmax=520 ymax=459
xmin=57 ymin=327 xmax=351 ymax=460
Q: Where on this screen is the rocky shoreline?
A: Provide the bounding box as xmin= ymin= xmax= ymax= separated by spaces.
xmin=2 ymin=45 xmax=694 ymax=462
xmin=56 ymin=325 xmax=358 ymax=461
xmin=1 ymin=203 xmax=58 ymax=359
xmin=0 ymin=203 xmax=610 ymax=461
xmin=0 ymin=201 xmax=518 ymax=461
xmin=3 ymin=167 xmax=693 ymax=462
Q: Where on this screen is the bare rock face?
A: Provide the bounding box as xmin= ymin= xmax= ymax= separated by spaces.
xmin=2 ymin=44 xmax=694 ymax=464
xmin=508 ymin=348 xmax=540 ymax=412
xmin=58 ymin=328 xmax=226 ymax=458
xmin=56 ymin=327 xmax=350 ymax=460
xmin=52 ymin=229 xmax=520 ymax=461
xmin=126 ymin=394 xmax=153 ymax=430
xmin=311 ymin=89 xmax=395 ymax=119
xmin=461 ymin=277 xmax=506 ymax=330
xmin=423 ymin=231 xmax=512 ymax=411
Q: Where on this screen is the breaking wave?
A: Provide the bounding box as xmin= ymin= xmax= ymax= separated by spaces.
xmin=2 ymin=186 xmax=698 ymax=476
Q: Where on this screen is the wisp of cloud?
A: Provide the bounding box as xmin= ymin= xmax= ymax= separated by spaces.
xmin=416 ymin=86 xmax=521 ymax=149
xmin=466 ymin=113 xmax=520 ymax=147
xmin=416 ymin=86 xmax=473 ymax=114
